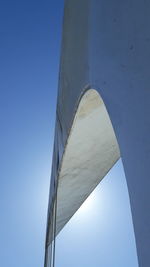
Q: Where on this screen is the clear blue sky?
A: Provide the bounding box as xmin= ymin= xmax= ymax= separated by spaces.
xmin=56 ymin=160 xmax=138 ymax=267
xmin=0 ymin=1 xmax=138 ymax=266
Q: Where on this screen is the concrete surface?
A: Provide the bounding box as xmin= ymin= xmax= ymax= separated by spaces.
xmin=45 ymin=1 xmax=150 ymax=266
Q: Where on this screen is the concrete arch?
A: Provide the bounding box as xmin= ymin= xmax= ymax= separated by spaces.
xmin=45 ymin=1 xmax=150 ymax=265
xmin=55 ymin=88 xmax=120 ymax=236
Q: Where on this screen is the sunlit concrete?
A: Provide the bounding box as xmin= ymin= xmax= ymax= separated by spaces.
xmin=56 ymin=89 xmax=120 ymax=235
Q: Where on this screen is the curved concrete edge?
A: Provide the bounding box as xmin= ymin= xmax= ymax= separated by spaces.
xmin=49 ymin=89 xmax=120 ymax=241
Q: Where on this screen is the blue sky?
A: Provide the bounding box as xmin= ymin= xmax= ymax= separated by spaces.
xmin=56 ymin=160 xmax=138 ymax=267
xmin=0 ymin=1 xmax=138 ymax=266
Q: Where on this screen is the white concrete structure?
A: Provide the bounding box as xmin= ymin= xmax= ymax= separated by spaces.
xmin=45 ymin=1 xmax=150 ymax=266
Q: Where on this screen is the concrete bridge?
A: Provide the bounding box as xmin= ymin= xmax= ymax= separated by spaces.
xmin=45 ymin=1 xmax=150 ymax=266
